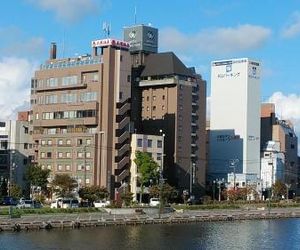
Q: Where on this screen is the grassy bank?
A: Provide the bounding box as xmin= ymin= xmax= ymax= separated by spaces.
xmin=0 ymin=207 xmax=105 ymax=216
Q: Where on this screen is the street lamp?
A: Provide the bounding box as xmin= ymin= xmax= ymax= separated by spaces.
xmin=216 ymin=178 xmax=224 ymax=202
xmin=212 ymin=180 xmax=216 ymax=203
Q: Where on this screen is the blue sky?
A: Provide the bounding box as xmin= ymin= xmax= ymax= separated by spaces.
xmin=0 ymin=0 xmax=300 ymax=131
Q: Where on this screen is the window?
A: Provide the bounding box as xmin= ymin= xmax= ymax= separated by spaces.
xmin=58 ymin=152 xmax=63 ymax=158
xmin=127 ymin=75 xmax=131 ymax=82
xmin=152 ymin=106 xmax=156 ymax=111
xmin=162 ymin=105 xmax=165 ymax=110
xmin=24 ymin=143 xmax=28 ymax=150
xmin=66 ymin=165 xmax=71 ymax=171
xmin=45 ymin=95 xmax=58 ymax=104
xmin=77 ymin=152 xmax=83 ymax=158
xmin=162 ymin=95 xmax=165 ymax=100
xmin=157 ymin=140 xmax=162 ymax=148
xmin=41 ymin=165 xmax=45 ymax=170
xmin=86 ymin=152 xmax=91 ymax=158
xmin=58 ymin=139 xmax=63 ymax=145
xmin=57 ymin=165 xmax=62 ymax=171
xmin=147 ymin=107 xmax=150 ymax=111
xmin=86 ymin=178 xmax=90 ymax=184
xmin=137 ymin=138 xmax=143 ymax=147
xmin=291 ymin=144 xmax=295 ymax=149
xmin=80 ymin=92 xmax=97 ymax=102
xmin=147 ymin=139 xmax=152 ymax=148
xmin=47 ymin=140 xmax=52 ymax=145
xmin=86 ymin=139 xmax=91 ymax=145
xmin=35 ymin=113 xmax=39 ymax=120
xmin=66 ymin=152 xmax=71 ymax=158
xmin=47 ymin=152 xmax=52 ymax=158
xmin=119 ymin=92 xmax=123 ymax=100
xmin=46 ymin=78 xmax=58 ymax=87
xmin=146 ymin=96 xmax=149 ymax=101
xmin=157 ymin=153 xmax=162 ymax=161
xmin=77 ymin=139 xmax=83 ymax=145
xmin=41 ymin=152 xmax=45 ymax=158
xmin=66 ymin=139 xmax=71 ymax=145
xmin=153 ymin=96 xmax=156 ymax=101
xmin=86 ymin=165 xmax=91 ymax=171
xmin=24 ymin=127 xmax=28 ymax=134
xmin=62 ymin=76 xmax=77 ymax=86
xmin=61 ymin=93 xmax=77 ymax=103
xmin=47 ymin=165 xmax=51 ymax=170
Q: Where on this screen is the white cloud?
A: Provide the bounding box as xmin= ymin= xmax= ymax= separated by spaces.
xmin=268 ymin=92 xmax=300 ymax=152
xmin=0 ymin=27 xmax=45 ymax=59
xmin=27 ymin=0 xmax=99 ymax=23
xmin=281 ymin=11 xmax=300 ymax=38
xmin=160 ymin=24 xmax=271 ymax=56
xmin=0 ymin=57 xmax=37 ymax=121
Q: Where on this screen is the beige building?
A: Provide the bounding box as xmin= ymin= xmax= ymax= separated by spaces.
xmin=130 ymin=133 xmax=164 ymax=201
xmin=30 ymin=39 xmax=131 ymax=196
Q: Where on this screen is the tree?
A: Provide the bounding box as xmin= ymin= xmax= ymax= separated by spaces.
xmin=134 ymin=151 xmax=160 ymax=203
xmin=120 ymin=189 xmax=133 ymax=207
xmin=25 ymin=164 xmax=50 ymax=192
xmin=78 ymin=186 xmax=108 ymax=204
xmin=10 ymin=184 xmax=22 ymax=199
xmin=51 ymin=174 xmax=77 ymax=198
xmin=149 ymin=183 xmax=177 ymax=203
xmin=272 ymin=180 xmax=286 ymax=199
xmin=0 ymin=180 xmax=8 ymax=197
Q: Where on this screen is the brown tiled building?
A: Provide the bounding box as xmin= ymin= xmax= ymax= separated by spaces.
xmin=124 ymin=25 xmax=207 ymax=195
xmin=30 ymin=39 xmax=131 ymax=196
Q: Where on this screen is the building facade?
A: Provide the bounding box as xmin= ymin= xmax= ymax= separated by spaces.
xmin=0 ymin=117 xmax=31 ymax=190
xmin=130 ymin=133 xmax=164 ymax=201
xmin=209 ymin=58 xmax=261 ymax=182
xmin=260 ymin=103 xmax=299 ymax=195
xmin=30 ymin=39 xmax=132 ymax=197
xmin=124 ymin=25 xmax=207 ymax=196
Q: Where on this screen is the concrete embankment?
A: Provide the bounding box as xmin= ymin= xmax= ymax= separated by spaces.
xmin=1 ymin=208 xmax=300 ymax=232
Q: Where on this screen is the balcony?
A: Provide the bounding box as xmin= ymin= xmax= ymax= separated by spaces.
xmin=114 ymin=156 xmax=129 ymax=170
xmin=115 ymin=168 xmax=130 ymax=183
xmin=115 ymin=130 xmax=130 ymax=144
xmin=36 ymin=82 xmax=87 ymax=92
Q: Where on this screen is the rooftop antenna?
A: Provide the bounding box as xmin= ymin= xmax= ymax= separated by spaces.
xmin=134 ymin=6 xmax=137 ymax=24
xmin=102 ymin=22 xmax=111 ymax=38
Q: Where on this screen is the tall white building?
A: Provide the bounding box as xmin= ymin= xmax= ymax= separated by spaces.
xmin=209 ymin=58 xmax=261 ymax=182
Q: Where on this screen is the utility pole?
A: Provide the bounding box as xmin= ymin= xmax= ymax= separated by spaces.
xmin=159 ymin=130 xmax=165 ymax=218
xmin=216 ymin=179 xmax=224 ymax=202
xmin=189 ymin=162 xmax=193 ymax=196
xmin=285 ymin=183 xmax=291 ymax=201
xmin=83 ymin=145 xmax=87 ymax=187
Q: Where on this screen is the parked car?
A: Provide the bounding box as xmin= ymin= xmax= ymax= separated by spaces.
xmin=149 ymin=198 xmax=160 ymax=207
xmin=51 ymin=198 xmax=79 ymax=209
xmin=16 ymin=200 xmax=42 ymax=209
xmin=94 ymin=200 xmax=110 ymax=208
xmin=2 ymin=197 xmax=18 ymax=206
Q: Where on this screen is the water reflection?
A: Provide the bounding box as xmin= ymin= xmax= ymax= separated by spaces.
xmin=1 ymin=219 xmax=300 ymax=250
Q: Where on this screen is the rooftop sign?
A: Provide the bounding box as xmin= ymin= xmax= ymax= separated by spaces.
xmin=91 ymin=39 xmax=130 ymax=49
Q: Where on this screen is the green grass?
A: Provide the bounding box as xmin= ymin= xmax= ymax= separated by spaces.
xmin=0 ymin=207 xmax=105 ymax=216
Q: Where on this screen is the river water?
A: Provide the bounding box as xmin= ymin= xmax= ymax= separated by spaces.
xmin=1 ymin=218 xmax=300 ymax=250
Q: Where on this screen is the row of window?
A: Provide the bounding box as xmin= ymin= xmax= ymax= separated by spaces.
xmin=41 ymin=109 xmax=96 ymax=120
xmin=136 ymin=138 xmax=163 ymax=148
xmin=142 ymin=105 xmax=165 ymax=111
xmin=34 ymin=127 xmax=97 ymax=135
xmin=41 ymin=164 xmax=92 ymax=172
xmin=37 ymin=92 xmax=97 ymax=105
xmin=41 ymin=138 xmax=92 ymax=146
xmin=40 ymin=151 xmax=93 ymax=159
xmin=142 ymin=95 xmax=166 ymax=101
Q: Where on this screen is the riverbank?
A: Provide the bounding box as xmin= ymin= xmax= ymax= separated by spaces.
xmin=1 ymin=207 xmax=300 ymax=232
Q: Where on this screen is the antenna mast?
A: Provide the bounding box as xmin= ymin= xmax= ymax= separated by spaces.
xmin=102 ymin=22 xmax=111 ymax=38
xmin=134 ymin=6 xmax=137 ymax=24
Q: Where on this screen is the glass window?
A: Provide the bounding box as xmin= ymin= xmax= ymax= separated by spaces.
xmin=58 ymin=139 xmax=63 ymax=145
xmin=66 ymin=139 xmax=71 ymax=145
xmin=147 ymin=139 xmax=152 ymax=148
xmin=58 ymin=152 xmax=63 ymax=158
xmin=86 ymin=152 xmax=91 ymax=158
xmin=86 ymin=139 xmax=91 ymax=145
xmin=86 ymin=165 xmax=91 ymax=171
xmin=41 ymin=152 xmax=45 ymax=158
xmin=47 ymin=140 xmax=52 ymax=145
xmin=66 ymin=152 xmax=71 ymax=158
xmin=137 ymin=138 xmax=143 ymax=147
xmin=47 ymin=165 xmax=51 ymax=170
xmin=57 ymin=165 xmax=62 ymax=171
xmin=77 ymin=165 xmax=82 ymax=171
xmin=66 ymin=165 xmax=71 ymax=171
xmin=77 ymin=152 xmax=83 ymax=158
xmin=157 ymin=153 xmax=162 ymax=161
xmin=157 ymin=140 xmax=162 ymax=148
xmin=62 ymin=75 xmax=78 ymax=86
